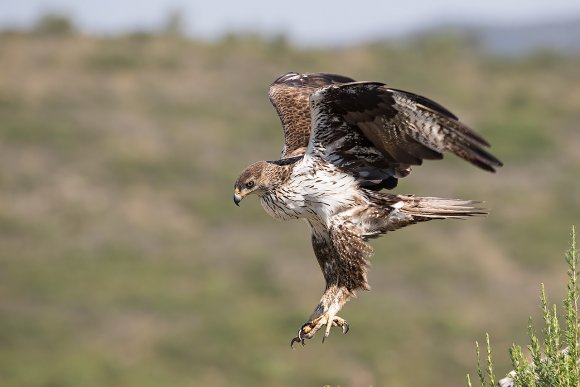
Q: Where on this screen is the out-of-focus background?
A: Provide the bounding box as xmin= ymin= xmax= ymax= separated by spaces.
xmin=1 ymin=1 xmax=580 ymax=386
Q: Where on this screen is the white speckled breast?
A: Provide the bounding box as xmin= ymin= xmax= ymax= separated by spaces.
xmin=259 ymin=156 xmax=361 ymax=224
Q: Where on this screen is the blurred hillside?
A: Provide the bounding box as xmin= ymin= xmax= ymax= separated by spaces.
xmin=1 ymin=21 xmax=579 ymax=387
xmin=412 ymin=16 xmax=580 ymax=56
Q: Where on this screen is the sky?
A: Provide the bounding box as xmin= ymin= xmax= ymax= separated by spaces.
xmin=2 ymin=0 xmax=580 ymax=46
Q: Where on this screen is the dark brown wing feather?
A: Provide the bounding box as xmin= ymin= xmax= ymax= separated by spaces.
xmin=307 ymin=81 xmax=502 ymax=188
xmin=269 ymin=72 xmax=355 ymax=158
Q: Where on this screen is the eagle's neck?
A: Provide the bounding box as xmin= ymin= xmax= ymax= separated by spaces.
xmin=259 ymin=161 xmax=303 ymax=221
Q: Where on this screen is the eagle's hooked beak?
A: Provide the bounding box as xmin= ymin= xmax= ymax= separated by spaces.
xmin=233 ymin=188 xmax=243 ymax=206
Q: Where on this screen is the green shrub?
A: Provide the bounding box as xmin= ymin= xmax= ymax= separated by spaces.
xmin=468 ymin=226 xmax=579 ymax=387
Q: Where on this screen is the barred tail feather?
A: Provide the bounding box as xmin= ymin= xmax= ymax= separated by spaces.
xmin=401 ymin=196 xmax=487 ymax=219
xmin=360 ymin=192 xmax=487 ymax=239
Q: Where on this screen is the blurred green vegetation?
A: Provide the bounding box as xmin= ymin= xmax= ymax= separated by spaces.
xmin=0 ymin=22 xmax=579 ymax=387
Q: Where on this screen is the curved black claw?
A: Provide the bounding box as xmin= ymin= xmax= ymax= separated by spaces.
xmin=290 ymin=324 xmax=307 ymax=349
xmin=290 ymin=323 xmax=313 ymax=349
xmin=322 ymin=318 xmax=349 ymax=343
xmin=290 ymin=335 xmax=304 ymax=349
xmin=342 ymin=320 xmax=350 ymax=335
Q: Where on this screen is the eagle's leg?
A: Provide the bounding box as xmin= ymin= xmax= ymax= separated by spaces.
xmin=290 ymin=284 xmax=352 ymax=347
xmin=290 ymin=223 xmax=370 ymax=348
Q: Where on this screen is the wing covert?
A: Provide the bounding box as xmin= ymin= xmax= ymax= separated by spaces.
xmin=269 ymin=72 xmax=355 ymax=158
xmin=307 ymin=82 xmax=503 ymax=186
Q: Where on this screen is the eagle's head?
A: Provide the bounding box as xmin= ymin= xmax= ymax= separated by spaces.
xmin=233 ymin=161 xmax=274 ymax=206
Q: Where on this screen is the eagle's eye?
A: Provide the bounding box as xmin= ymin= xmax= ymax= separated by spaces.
xmin=245 ymin=181 xmax=255 ymax=189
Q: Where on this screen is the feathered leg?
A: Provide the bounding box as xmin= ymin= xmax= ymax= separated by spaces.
xmin=291 ymin=223 xmax=371 ymax=347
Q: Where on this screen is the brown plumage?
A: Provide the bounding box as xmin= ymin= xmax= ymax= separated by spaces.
xmin=233 ymin=72 xmax=502 ymax=347
xmin=269 ymin=72 xmax=355 ymax=158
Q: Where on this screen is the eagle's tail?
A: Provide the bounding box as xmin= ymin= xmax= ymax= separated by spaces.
xmin=361 ymin=191 xmax=487 ymax=239
xmin=398 ymin=196 xmax=487 ymax=219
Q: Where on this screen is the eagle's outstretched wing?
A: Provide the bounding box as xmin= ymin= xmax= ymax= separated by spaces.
xmin=306 ymin=81 xmax=503 ymax=189
xmin=269 ymin=72 xmax=355 ymax=158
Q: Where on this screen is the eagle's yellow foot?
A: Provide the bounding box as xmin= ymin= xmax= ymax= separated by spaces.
xmin=290 ymin=314 xmax=349 ymax=348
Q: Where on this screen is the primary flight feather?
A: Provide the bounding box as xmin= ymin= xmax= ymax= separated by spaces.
xmin=233 ymin=72 xmax=502 ymax=347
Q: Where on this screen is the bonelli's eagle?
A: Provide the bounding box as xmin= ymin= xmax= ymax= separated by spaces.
xmin=233 ymin=72 xmax=502 ymax=347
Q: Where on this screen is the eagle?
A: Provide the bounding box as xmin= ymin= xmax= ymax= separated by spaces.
xmin=233 ymin=72 xmax=502 ymax=347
